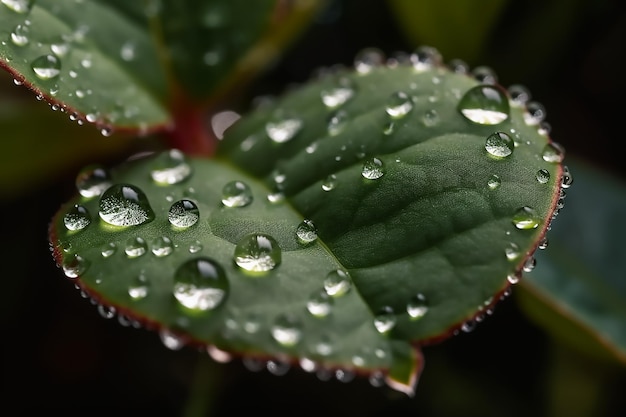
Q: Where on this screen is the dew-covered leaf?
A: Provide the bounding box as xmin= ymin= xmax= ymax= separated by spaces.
xmin=518 ymin=158 xmax=626 ymax=364
xmin=49 ymin=51 xmax=565 ymax=394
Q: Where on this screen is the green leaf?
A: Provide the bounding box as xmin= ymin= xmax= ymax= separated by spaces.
xmin=518 ymin=158 xmax=626 ymax=364
xmin=49 ymin=55 xmax=564 ymax=394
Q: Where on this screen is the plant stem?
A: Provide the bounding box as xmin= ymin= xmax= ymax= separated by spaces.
xmin=182 ymin=353 xmax=221 ymax=417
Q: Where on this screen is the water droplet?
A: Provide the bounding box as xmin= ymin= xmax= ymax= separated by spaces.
xmin=508 ymin=84 xmax=530 ymax=106
xmin=422 ymin=109 xmax=439 ymax=126
xmin=458 ymin=85 xmax=510 ymax=125
xmin=128 ymin=273 xmax=149 ymax=300
xmin=362 ymin=157 xmax=384 ymax=180
xmin=561 ymin=165 xmax=573 ymax=188
xmin=267 ymin=192 xmax=285 ymax=203
xmin=374 ymin=306 xmax=396 ymax=333
xmin=62 ymin=254 xmax=89 ymax=278
xmin=327 ymin=109 xmax=349 ymax=136
xmin=101 ymin=242 xmax=117 ymax=258
xmin=221 ymin=181 xmax=253 ymax=208
xmin=523 ymin=256 xmax=536 ymax=272
xmin=1 ymin=0 xmax=31 ymax=13
xmin=173 ymin=258 xmax=228 ymax=312
xmin=31 ymin=55 xmax=61 ymax=80
xmin=189 ymin=240 xmax=203 ymax=253
xmin=524 ymin=101 xmax=546 ymax=125
xmin=151 ymin=236 xmax=173 ymax=257
xmin=448 ymin=58 xmax=469 ymax=74
xmin=321 ymin=174 xmax=337 ymax=191
xmin=538 ymin=237 xmax=549 ymax=250
xmin=266 ymin=113 xmax=303 ymax=143
xmin=150 ymin=149 xmax=192 ymax=185
xmin=407 ymin=293 xmax=428 ymax=320
xmin=307 ymin=290 xmax=333 ymax=318
xmin=159 ymin=329 xmax=185 ymax=350
xmin=50 ymin=42 xmax=70 ymax=57
xmin=168 ymin=199 xmax=199 ymax=228
xmin=324 ymin=269 xmax=351 ymax=297
xmin=471 ymin=66 xmax=497 ymax=84
xmin=542 ymin=142 xmax=565 ymax=163
xmin=234 ymin=233 xmax=281 ymax=274
xmin=461 ymin=320 xmax=476 ymax=333
xmin=321 ymin=77 xmax=355 ymax=108
xmin=120 ymin=41 xmax=135 ymax=61
xmin=385 ymin=91 xmax=413 ymax=118
xmin=536 ymin=169 xmax=550 ymax=184
xmin=485 ymin=132 xmax=514 ymax=158
xmin=507 ymin=273 xmax=520 ymax=285
xmin=271 ymin=313 xmax=302 ymax=346
xmin=63 ymin=204 xmax=91 ymax=231
xmin=10 ymin=23 xmax=29 ymax=46
xmin=296 ymin=219 xmax=318 ymax=245
xmin=99 ymin=184 xmax=154 ymax=226
xmin=487 ymin=174 xmax=501 ymax=190
xmin=410 ymin=45 xmax=442 ymax=71
xmin=512 ymin=206 xmax=541 ymax=230
xmin=354 ymin=47 xmax=384 ymax=74
xmin=125 ymin=237 xmax=147 ymax=258
xmin=505 ymin=242 xmax=520 ymax=261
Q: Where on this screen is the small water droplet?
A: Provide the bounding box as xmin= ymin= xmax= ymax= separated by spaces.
xmin=63 ymin=204 xmax=91 ymax=231
xmin=128 ymin=273 xmax=149 ymax=300
xmin=159 ymin=329 xmax=186 ymax=350
xmin=10 ymin=23 xmax=29 ymax=46
xmin=168 ymin=199 xmax=199 ymax=228
xmin=385 ymin=91 xmax=413 ymax=118
xmin=307 ymin=290 xmax=333 ymax=318
xmin=2 ymin=0 xmax=31 ymax=13
xmin=50 ymin=42 xmax=70 ymax=57
xmin=487 ymin=174 xmax=501 ymax=190
xmin=354 ymin=47 xmax=384 ymax=74
xmin=461 ymin=320 xmax=476 ymax=333
xmin=524 ymin=101 xmax=546 ymax=125
xmin=536 ymin=169 xmax=550 ymax=184
xmin=321 ymin=77 xmax=355 ymax=108
xmin=407 ymin=293 xmax=428 ymax=320
xmin=507 ymin=273 xmax=520 ymax=285
xmin=523 ymin=256 xmax=536 ymax=272
xmin=324 ymin=269 xmax=351 ymax=297
xmin=296 ymin=219 xmax=318 ymax=245
xmin=151 ymin=236 xmax=173 ymax=257
xmin=362 ymin=157 xmax=384 ymax=180
xmin=31 ymin=55 xmax=61 ymax=80
xmin=561 ymin=165 xmax=573 ymax=188
xmin=538 ymin=237 xmax=549 ymax=250
xmin=125 ymin=237 xmax=147 ymax=258
xmin=448 ymin=58 xmax=469 ymax=74
xmin=512 ymin=206 xmax=541 ymax=230
xmin=76 ymin=165 xmax=111 ymax=198
xmin=266 ymin=112 xmax=302 ymax=143
xmin=62 ymin=254 xmax=89 ymax=278
xmin=485 ymin=132 xmax=514 ymax=158
xmin=422 ymin=109 xmax=439 ymax=126
xmin=383 ymin=120 xmax=395 ymax=136
xmin=99 ymin=184 xmax=154 ymax=226
xmin=374 ymin=306 xmax=396 ymax=333
xmin=271 ymin=313 xmax=302 ymax=346
xmin=189 ymin=240 xmax=203 ymax=254
xmin=101 ymin=242 xmax=117 ymax=258
xmin=150 ymin=149 xmax=192 ymax=185
xmin=458 ymin=85 xmax=510 ymax=125
xmin=234 ymin=233 xmax=281 ymax=274
xmin=542 ymin=142 xmax=565 ymax=163
xmin=321 ymin=174 xmax=337 ymax=191
xmin=508 ymin=84 xmax=531 ymax=106
xmin=410 ymin=45 xmax=442 ymax=71
xmin=221 ymin=181 xmax=253 ymax=208
xmin=471 ymin=66 xmax=497 ymax=84
xmin=120 ymin=41 xmax=135 ymax=61
xmin=327 ymin=109 xmax=349 ymax=136
xmin=505 ymin=242 xmax=520 ymax=261
xmin=173 ymin=258 xmax=228 ymax=312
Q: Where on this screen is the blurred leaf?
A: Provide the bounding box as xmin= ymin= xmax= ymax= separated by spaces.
xmin=387 ymin=0 xmax=508 ymax=64
xmin=519 ymin=158 xmax=626 ymax=364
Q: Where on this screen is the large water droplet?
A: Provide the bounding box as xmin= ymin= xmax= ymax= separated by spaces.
xmin=266 ymin=113 xmax=303 ymax=143
xmin=31 ymin=55 xmax=61 ymax=80
xmin=271 ymin=313 xmax=302 ymax=346
xmin=168 ymin=199 xmax=199 ymax=228
xmin=63 ymin=204 xmax=91 ymax=231
xmin=374 ymin=306 xmax=396 ymax=333
xmin=173 ymin=258 xmax=229 ymax=311
xmin=385 ymin=91 xmax=413 ymax=118
xmin=307 ymin=290 xmax=333 ymax=318
xmin=458 ymin=85 xmax=510 ymax=125
xmin=150 ymin=149 xmax=192 ymax=185
xmin=221 ymin=181 xmax=253 ymax=208
xmin=99 ymin=184 xmax=154 ymax=226
xmin=321 ymin=77 xmax=355 ymax=108
xmin=485 ymin=132 xmax=514 ymax=158
xmin=362 ymin=157 xmax=384 ymax=180
xmin=62 ymin=254 xmax=89 ymax=278
xmin=407 ymin=293 xmax=428 ymax=320
xmin=324 ymin=269 xmax=351 ymax=297
xmin=512 ymin=206 xmax=541 ymax=230
xmin=2 ymin=0 xmax=31 ymax=13
xmin=125 ymin=237 xmax=147 ymax=258
xmin=296 ymin=219 xmax=318 ymax=245
xmin=234 ymin=233 xmax=281 ymax=274
xmin=10 ymin=23 xmax=29 ymax=46
xmin=151 ymin=236 xmax=173 ymax=257
xmin=542 ymin=142 xmax=565 ymax=163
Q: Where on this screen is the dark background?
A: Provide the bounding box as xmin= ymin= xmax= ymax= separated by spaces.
xmin=2 ymin=1 xmax=625 ymax=416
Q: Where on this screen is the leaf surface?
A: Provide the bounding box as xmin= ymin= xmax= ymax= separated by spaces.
xmin=49 ymin=56 xmax=564 ymax=393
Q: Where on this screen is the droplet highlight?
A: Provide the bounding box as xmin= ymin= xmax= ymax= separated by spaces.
xmin=150 ymin=149 xmax=192 ymax=185
xmin=512 ymin=206 xmax=541 ymax=230
xmin=63 ymin=204 xmax=91 ymax=231
xmin=458 ymin=85 xmax=510 ymax=125
xmin=296 ymin=219 xmax=318 ymax=245
xmin=173 ymin=258 xmax=229 ymax=312
xmin=362 ymin=157 xmax=384 ymax=180
xmin=99 ymin=184 xmax=154 ymax=227
xmin=323 ymin=269 xmax=351 ymax=297
xmin=31 ymin=55 xmax=61 ymax=80
xmin=485 ymin=132 xmax=514 ymax=158
xmin=221 ymin=181 xmax=253 ymax=208
xmin=168 ymin=199 xmax=199 ymax=228
xmin=234 ymin=233 xmax=281 ymax=274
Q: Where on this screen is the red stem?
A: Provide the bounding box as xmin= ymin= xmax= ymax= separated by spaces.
xmin=167 ymin=93 xmax=217 ymax=156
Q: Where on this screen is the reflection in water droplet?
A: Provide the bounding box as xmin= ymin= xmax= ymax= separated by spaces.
xmin=150 ymin=149 xmax=192 ymax=185
xmin=307 ymin=290 xmax=333 ymax=318
xmin=536 ymin=169 xmax=550 ymax=184
xmin=487 ymin=174 xmax=501 ymax=190
xmin=271 ymin=314 xmax=302 ymax=346
xmin=173 ymin=258 xmax=228 ymax=311
xmin=512 ymin=206 xmax=541 ymax=230
xmin=62 ymin=254 xmax=89 ymax=278
xmin=542 ymin=142 xmax=565 ymax=163
xmin=374 ymin=306 xmax=396 ymax=333
xmin=221 ymin=181 xmax=253 ymax=207
xmin=458 ymin=85 xmax=510 ymax=125
xmin=168 ymin=199 xmax=199 ymax=228
xmin=125 ymin=237 xmax=147 ymax=258
xmin=322 ymin=174 xmax=337 ymax=191
xmin=234 ymin=233 xmax=281 ymax=274
xmin=151 ymin=236 xmax=173 ymax=257
xmin=407 ymin=293 xmax=428 ymax=320
xmin=321 ymin=77 xmax=355 ymax=108
xmin=385 ymin=91 xmax=413 ymax=118
xmin=362 ymin=157 xmax=384 ymax=180
xmin=324 ymin=269 xmax=351 ymax=297
xmin=485 ymin=132 xmax=514 ymax=158
xmin=31 ymin=55 xmax=61 ymax=80
xmin=296 ymin=219 xmax=318 ymax=245
xmin=99 ymin=184 xmax=154 ymax=226
xmin=63 ymin=204 xmax=91 ymax=231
